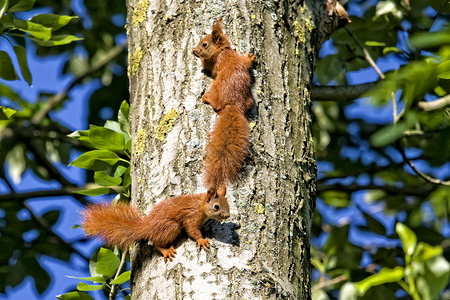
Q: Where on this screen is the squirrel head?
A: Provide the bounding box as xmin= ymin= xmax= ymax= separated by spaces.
xmin=192 ymin=18 xmax=231 ymax=71
xmin=204 ymin=185 xmax=230 ymax=221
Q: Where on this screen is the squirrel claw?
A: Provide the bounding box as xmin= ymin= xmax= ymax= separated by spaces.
xmin=197 ymin=238 xmax=210 ymax=251
xmin=247 ymin=53 xmax=257 ymax=61
xmin=202 ymin=93 xmax=210 ymax=104
xmin=161 ymin=246 xmax=177 ymax=263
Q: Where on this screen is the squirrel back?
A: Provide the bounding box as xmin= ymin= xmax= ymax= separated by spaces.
xmin=82 ymin=187 xmax=230 ymax=262
xmin=203 ymin=105 xmax=249 ymax=189
xmin=193 ymin=18 xmax=256 ymax=114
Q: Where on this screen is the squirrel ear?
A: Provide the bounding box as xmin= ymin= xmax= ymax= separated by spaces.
xmin=217 ymin=185 xmax=226 ymax=197
xmin=206 ymin=187 xmax=217 ymax=202
xmin=212 ymin=18 xmax=224 ymax=43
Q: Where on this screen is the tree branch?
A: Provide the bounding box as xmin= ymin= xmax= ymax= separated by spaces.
xmin=395 ymin=142 xmax=450 ymax=186
xmin=23 ymin=202 xmax=89 ymax=262
xmin=0 ymin=186 xmax=89 ymax=204
xmin=317 ymin=183 xmax=432 ymax=197
xmin=344 ymin=27 xmax=385 ymax=80
xmin=31 ymin=41 xmax=127 ymax=124
xmin=109 ymin=250 xmax=128 ymax=300
xmin=311 ymin=82 xmax=377 ymax=101
xmin=312 ymin=274 xmax=347 ymax=292
xmin=418 ymin=94 xmax=450 ymax=111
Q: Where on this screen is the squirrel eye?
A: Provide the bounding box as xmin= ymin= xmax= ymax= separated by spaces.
xmin=213 ymin=204 xmax=220 ymax=211
xmin=202 ymin=42 xmax=208 ymax=47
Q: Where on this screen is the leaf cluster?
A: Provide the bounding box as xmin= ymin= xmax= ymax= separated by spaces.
xmin=0 ymin=0 xmax=82 ymax=85
xmin=312 ymin=1 xmax=450 ymax=299
xmin=69 ymin=101 xmax=131 ymax=200
xmin=58 ymin=247 xmax=130 ymax=300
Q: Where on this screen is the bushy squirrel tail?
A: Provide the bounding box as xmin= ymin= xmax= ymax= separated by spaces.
xmin=203 ymin=105 xmax=249 ymax=188
xmin=82 ymin=202 xmax=145 ymax=248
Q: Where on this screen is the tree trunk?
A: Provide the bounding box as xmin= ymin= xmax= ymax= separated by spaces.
xmin=128 ymin=1 xmax=331 ymax=299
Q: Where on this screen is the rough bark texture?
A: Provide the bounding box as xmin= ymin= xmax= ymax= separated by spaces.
xmin=127 ymin=0 xmax=331 ymax=299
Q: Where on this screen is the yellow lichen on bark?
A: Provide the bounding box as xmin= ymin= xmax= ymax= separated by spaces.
xmin=154 ymin=109 xmax=178 ymax=142
xmin=132 ymin=0 xmax=149 ymax=27
xmin=133 ymin=129 xmax=147 ymax=156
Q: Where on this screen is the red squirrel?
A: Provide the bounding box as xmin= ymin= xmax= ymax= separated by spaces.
xmin=202 ymin=105 xmax=249 ymax=189
xmin=193 ymin=19 xmax=255 ymax=190
xmin=192 ymin=18 xmax=256 ymax=114
xmin=82 ymin=186 xmax=230 ymax=263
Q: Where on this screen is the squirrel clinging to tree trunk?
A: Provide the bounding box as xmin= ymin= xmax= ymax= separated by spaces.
xmin=193 ymin=18 xmax=256 ymax=191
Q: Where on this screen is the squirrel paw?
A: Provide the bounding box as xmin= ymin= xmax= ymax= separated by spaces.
xmin=247 ymin=53 xmax=257 ymax=61
xmin=197 ymin=238 xmax=210 ymax=251
xmin=160 ymin=246 xmax=177 ymax=263
xmin=202 ymin=93 xmax=210 ymax=104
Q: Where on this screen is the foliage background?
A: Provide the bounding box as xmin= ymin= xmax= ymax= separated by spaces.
xmin=0 ymin=0 xmax=449 ymax=299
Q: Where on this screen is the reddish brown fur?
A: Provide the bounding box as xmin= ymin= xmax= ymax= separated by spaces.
xmin=193 ymin=19 xmax=256 ymax=114
xmin=203 ymin=105 xmax=249 ymax=189
xmin=82 ymin=187 xmax=229 ymax=262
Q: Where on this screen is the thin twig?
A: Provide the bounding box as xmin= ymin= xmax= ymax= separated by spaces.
xmin=418 ymin=94 xmax=450 ymax=111
xmin=0 ymin=186 xmax=90 ymax=204
xmin=311 ymin=82 xmax=377 ymax=101
xmin=22 ymin=202 xmax=90 ymax=261
xmin=392 ymin=92 xmax=398 ymax=123
xmin=395 ymin=142 xmax=450 ymax=186
xmin=344 ymin=27 xmax=385 ymax=80
xmin=312 ymin=274 xmax=348 ymax=292
xmin=31 ymin=42 xmax=127 ymax=124
xmin=317 ymin=183 xmax=432 ymax=197
xmin=109 ymin=250 xmax=128 ymax=300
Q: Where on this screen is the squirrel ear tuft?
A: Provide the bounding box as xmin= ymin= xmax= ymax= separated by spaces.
xmin=217 ymin=185 xmax=226 ymax=197
xmin=206 ymin=187 xmax=217 ymax=202
xmin=212 ymin=18 xmax=224 ymax=43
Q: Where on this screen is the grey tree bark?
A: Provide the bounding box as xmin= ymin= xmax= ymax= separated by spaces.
xmin=127 ymin=0 xmax=335 ymax=299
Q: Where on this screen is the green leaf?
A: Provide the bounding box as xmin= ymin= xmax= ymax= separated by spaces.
xmin=122 ymin=167 xmax=131 ymax=188
xmin=42 ymin=209 xmax=60 ymax=226
xmin=13 ymin=45 xmax=32 ymax=86
xmin=396 ymin=223 xmax=417 ymax=258
xmin=383 ymin=47 xmax=400 ymax=55
xmin=339 ymin=282 xmax=358 ymax=300
xmin=96 ymin=247 xmax=120 ymax=278
xmin=361 ymin=212 xmax=386 ymax=236
xmin=29 ymin=14 xmax=78 ymax=31
xmin=370 ymin=121 xmax=410 ymax=147
xmin=118 ymin=101 xmax=130 ymax=134
xmin=13 ymin=18 xmax=52 ymax=40
xmin=0 ymin=106 xmax=17 ymax=120
xmin=8 ymin=0 xmax=35 ymax=12
xmin=89 ymin=125 xmax=125 ymax=152
xmin=75 ymin=187 xmax=114 ymax=196
xmin=0 ymin=51 xmax=18 ymax=81
xmin=312 ymin=289 xmax=329 ymax=300
xmin=365 ymin=41 xmax=386 ymax=47
xmin=94 ymin=171 xmax=122 ymax=186
xmin=410 ymin=31 xmax=450 ymax=49
xmin=413 ymin=243 xmax=442 ymax=262
xmin=76 ymin=282 xmax=103 ymax=291
xmin=110 ymin=271 xmax=130 ymax=285
xmin=69 ymin=150 xmax=120 ymax=171
xmin=5 ymin=143 xmax=26 ymax=184
xmin=66 ymin=275 xmax=106 ymax=283
xmin=114 ymin=165 xmax=127 ymax=177
xmin=0 ymin=0 xmax=7 ymax=19
xmin=30 ymin=34 xmax=83 ymax=46
xmin=0 ymin=83 xmax=21 ymax=100
xmin=354 ymin=266 xmax=404 ymax=295
xmin=321 ymin=190 xmax=350 ymax=207
xmin=56 ymin=291 xmax=95 ymax=300
xmin=423 ymin=255 xmax=450 ymax=299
